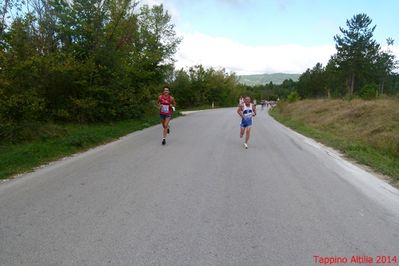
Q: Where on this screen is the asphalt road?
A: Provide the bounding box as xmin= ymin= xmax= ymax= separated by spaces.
xmin=1 ymin=108 xmax=399 ymax=266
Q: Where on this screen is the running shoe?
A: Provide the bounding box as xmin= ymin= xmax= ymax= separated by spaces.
xmin=162 ymin=138 xmax=166 ymax=145
xmin=243 ymin=143 xmax=248 ymax=149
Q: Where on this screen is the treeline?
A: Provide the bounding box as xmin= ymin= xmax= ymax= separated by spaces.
xmin=170 ymin=65 xmax=292 ymax=108
xmin=241 ymin=14 xmax=398 ymax=102
xmin=0 ymin=1 xmax=249 ymax=143
xmin=240 ymin=79 xmax=296 ymax=102
xmin=171 ymin=65 xmax=243 ymax=108
xmin=0 ymin=0 xmax=181 ymax=140
xmin=1 ymin=4 xmax=397 ymax=144
xmin=283 ymin=14 xmax=398 ymax=100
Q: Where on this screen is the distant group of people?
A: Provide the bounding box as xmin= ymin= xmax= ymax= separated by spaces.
xmin=261 ymin=100 xmax=277 ymax=110
xmin=158 ymin=89 xmax=267 ymax=149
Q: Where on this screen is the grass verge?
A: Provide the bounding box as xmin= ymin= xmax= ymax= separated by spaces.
xmin=270 ymin=99 xmax=399 ymax=184
xmin=0 ymin=114 xmax=166 ymax=180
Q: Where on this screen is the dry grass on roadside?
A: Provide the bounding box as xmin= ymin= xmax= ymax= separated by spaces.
xmin=271 ymin=98 xmax=399 ymax=182
xmin=278 ymin=98 xmax=399 ymax=158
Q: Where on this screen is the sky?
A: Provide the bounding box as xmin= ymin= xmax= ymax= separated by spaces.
xmin=143 ymin=0 xmax=399 ymax=74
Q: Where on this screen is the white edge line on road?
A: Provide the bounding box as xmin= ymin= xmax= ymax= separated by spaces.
xmin=0 ymin=123 xmax=156 ymax=187
xmin=1 ymin=110 xmax=210 ymax=186
xmin=180 ymin=111 xmax=201 ymax=115
xmin=270 ymin=114 xmax=399 ymax=218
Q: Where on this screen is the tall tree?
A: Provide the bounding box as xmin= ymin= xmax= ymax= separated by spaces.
xmin=132 ymin=5 xmax=180 ymax=80
xmin=334 ymin=14 xmax=380 ymax=96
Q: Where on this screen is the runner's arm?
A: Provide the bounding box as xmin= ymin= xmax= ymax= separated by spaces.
xmin=171 ymin=97 xmax=176 ymax=108
xmin=237 ymin=105 xmax=243 ymax=118
xmin=252 ymin=104 xmax=257 ymax=116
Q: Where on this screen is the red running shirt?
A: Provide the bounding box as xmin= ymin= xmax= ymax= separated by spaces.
xmin=159 ymin=95 xmax=172 ymax=115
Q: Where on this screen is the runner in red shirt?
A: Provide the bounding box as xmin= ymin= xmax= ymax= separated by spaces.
xmin=158 ymin=86 xmax=176 ymax=145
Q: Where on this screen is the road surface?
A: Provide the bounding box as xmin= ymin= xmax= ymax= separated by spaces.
xmin=1 ymin=108 xmax=399 ymax=265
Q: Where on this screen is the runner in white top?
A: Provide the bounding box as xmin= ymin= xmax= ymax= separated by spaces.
xmin=237 ymin=96 xmax=256 ymax=149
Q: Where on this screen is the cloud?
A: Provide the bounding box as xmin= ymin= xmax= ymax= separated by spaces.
xmin=175 ymin=32 xmax=337 ymax=74
xmin=138 ymin=1 xmax=399 ymax=75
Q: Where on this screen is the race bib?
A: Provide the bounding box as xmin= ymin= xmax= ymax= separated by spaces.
xmin=161 ymin=104 xmax=169 ymax=113
xmin=243 ymin=110 xmax=252 ymax=119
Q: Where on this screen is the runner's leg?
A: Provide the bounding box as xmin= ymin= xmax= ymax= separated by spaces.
xmin=240 ymin=127 xmax=245 ymax=138
xmin=245 ymin=127 xmax=251 ymax=144
xmin=161 ymin=118 xmax=167 ymax=138
xmin=159 ymin=117 xmax=165 ymax=144
xmin=164 ymin=117 xmax=171 ymax=139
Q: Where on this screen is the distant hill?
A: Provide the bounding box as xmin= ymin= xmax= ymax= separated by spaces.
xmin=238 ymin=73 xmax=300 ymax=86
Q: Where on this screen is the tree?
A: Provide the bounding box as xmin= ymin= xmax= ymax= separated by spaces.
xmin=1 ymin=0 xmax=25 ymax=37
xmin=324 ymin=55 xmax=346 ymax=97
xmin=296 ymin=63 xmax=326 ymax=98
xmin=172 ymin=68 xmax=194 ymax=107
xmin=0 ymin=1 xmax=182 ymax=126
xmin=375 ymin=38 xmax=397 ymax=94
xmin=171 ymin=65 xmax=242 ymax=108
xmin=334 ymin=14 xmax=381 ymax=96
xmin=133 ymin=4 xmax=181 ymax=86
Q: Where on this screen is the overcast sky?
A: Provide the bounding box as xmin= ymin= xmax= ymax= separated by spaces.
xmin=142 ymin=0 xmax=399 ymax=74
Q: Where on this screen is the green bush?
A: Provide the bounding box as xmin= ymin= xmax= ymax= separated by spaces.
xmin=287 ymin=91 xmax=300 ymax=103
xmin=359 ymin=84 xmax=378 ymax=100
xmin=0 ymin=90 xmax=46 ymax=143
